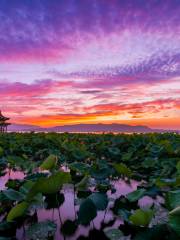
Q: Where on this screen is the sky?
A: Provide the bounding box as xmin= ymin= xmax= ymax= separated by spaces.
xmin=0 ymin=0 xmax=180 ymax=129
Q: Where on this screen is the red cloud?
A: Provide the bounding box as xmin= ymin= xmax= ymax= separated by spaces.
xmin=84 ymin=98 xmax=180 ymax=114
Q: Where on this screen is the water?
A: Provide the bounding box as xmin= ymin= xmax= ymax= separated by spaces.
xmin=0 ymin=168 xmax=25 ymax=190
xmin=0 ymin=169 xmax=166 ymax=240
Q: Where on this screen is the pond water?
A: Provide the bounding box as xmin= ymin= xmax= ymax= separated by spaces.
xmin=0 ymin=169 xmax=166 ymax=240
xmin=0 ymin=169 xmax=25 ymax=190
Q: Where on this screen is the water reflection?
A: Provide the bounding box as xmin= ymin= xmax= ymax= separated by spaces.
xmin=0 ymin=169 xmax=165 ymax=240
xmin=0 ymin=168 xmax=25 ymax=190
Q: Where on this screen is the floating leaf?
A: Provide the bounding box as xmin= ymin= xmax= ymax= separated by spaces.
xmin=133 ymin=224 xmax=169 ymax=240
xmin=25 ymin=172 xmax=48 ymax=181
xmin=0 ymin=221 xmax=16 ymax=237
xmin=3 ymin=189 xmax=25 ymax=201
xmin=26 ymin=220 xmax=57 ymax=240
xmin=77 ymin=190 xmax=92 ymax=199
xmin=0 ymin=146 xmax=4 ymax=157
xmin=40 ymin=154 xmax=57 ymax=170
xmin=112 ymin=196 xmax=138 ymax=214
xmin=166 ymin=190 xmax=180 ymax=210
xmin=45 ymin=192 xmax=65 ymax=209
xmin=145 ymin=186 xmax=161 ymax=198
xmin=76 ymin=175 xmax=89 ymax=191
xmin=96 ymin=183 xmax=111 ymax=193
xmin=113 ymin=163 xmax=132 ymax=177
xmin=88 ymin=193 xmax=108 ymax=210
xmin=169 ymin=206 xmax=180 ymax=236
xmin=69 ymin=162 xmax=90 ymax=175
xmin=126 ymin=189 xmax=146 ymax=202
xmin=142 ymin=157 xmax=156 ymax=168
xmin=61 ymin=220 xmax=78 ymax=236
xmin=156 ymin=178 xmax=176 ymax=188
xmin=19 ymin=181 xmax=34 ymax=195
xmin=7 ymin=201 xmax=29 ymax=222
xmin=27 ymin=171 xmax=71 ymax=200
xmin=122 ymin=152 xmax=133 ymax=161
xmin=108 ymin=147 xmax=120 ymax=156
xmin=90 ymin=167 xmax=112 ymax=180
xmin=118 ymin=209 xmax=131 ymax=222
xmin=176 ymin=161 xmax=180 ymax=174
xmin=129 ymin=209 xmax=154 ymax=226
xmin=5 ymin=179 xmax=22 ymax=190
xmin=104 ymin=229 xmax=123 ymax=240
xmin=78 ymin=198 xmax=97 ymax=225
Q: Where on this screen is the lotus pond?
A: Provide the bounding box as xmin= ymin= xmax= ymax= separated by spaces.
xmin=0 ymin=132 xmax=179 ymax=240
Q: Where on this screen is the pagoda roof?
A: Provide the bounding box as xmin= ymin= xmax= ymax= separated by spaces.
xmin=0 ymin=111 xmax=10 ymax=121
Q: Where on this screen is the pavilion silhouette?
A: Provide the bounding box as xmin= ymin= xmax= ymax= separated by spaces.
xmin=0 ymin=111 xmax=11 ymax=132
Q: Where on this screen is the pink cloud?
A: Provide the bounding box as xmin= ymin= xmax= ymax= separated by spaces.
xmin=0 ymin=79 xmax=73 ymax=98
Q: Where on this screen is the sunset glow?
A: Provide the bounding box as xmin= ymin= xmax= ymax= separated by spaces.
xmin=0 ymin=0 xmax=180 ymax=129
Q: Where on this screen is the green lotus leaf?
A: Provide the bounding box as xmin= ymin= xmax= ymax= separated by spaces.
xmin=169 ymin=206 xmax=180 ymax=236
xmin=118 ymin=209 xmax=131 ymax=222
xmin=76 ymin=175 xmax=89 ymax=191
xmin=133 ymin=224 xmax=169 ymax=240
xmin=129 ymin=209 xmax=154 ymax=226
xmin=166 ymin=190 xmax=180 ymax=210
xmin=19 ymin=181 xmax=34 ymax=195
xmin=45 ymin=192 xmax=65 ymax=209
xmin=0 ymin=146 xmax=4 ymax=157
xmin=126 ymin=189 xmax=146 ymax=202
xmin=104 ymin=229 xmax=123 ymax=240
xmin=69 ymin=162 xmax=90 ymax=175
xmin=122 ymin=152 xmax=133 ymax=161
xmin=88 ymin=192 xmax=108 ymax=210
xmin=61 ymin=220 xmax=78 ymax=236
xmin=26 ymin=220 xmax=57 ymax=240
xmin=90 ymin=166 xmax=112 ymax=180
xmin=108 ymin=147 xmax=120 ymax=156
xmin=27 ymin=171 xmax=71 ymax=200
xmin=176 ymin=161 xmax=180 ymax=175
xmin=113 ymin=163 xmax=132 ymax=177
xmin=3 ymin=189 xmax=25 ymax=201
xmin=40 ymin=154 xmax=57 ymax=170
xmin=78 ymin=198 xmax=97 ymax=225
xmin=156 ymin=178 xmax=176 ymax=188
xmin=7 ymin=201 xmax=29 ymax=222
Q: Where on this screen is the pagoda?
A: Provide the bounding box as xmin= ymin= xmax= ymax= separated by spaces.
xmin=0 ymin=111 xmax=11 ymax=132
